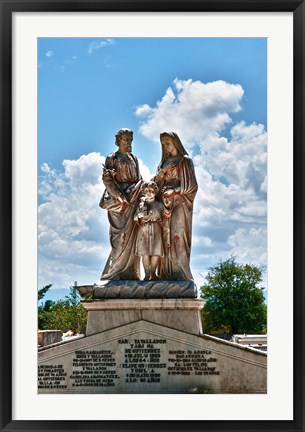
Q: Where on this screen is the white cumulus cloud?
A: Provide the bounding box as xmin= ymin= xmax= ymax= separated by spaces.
xmin=227 ymin=227 xmax=267 ymax=268
xmin=39 ymin=152 xmax=107 ymax=288
xmin=135 ymin=78 xmax=244 ymax=146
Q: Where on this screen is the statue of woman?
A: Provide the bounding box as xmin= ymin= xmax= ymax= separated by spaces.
xmin=153 ymin=132 xmax=198 ymax=281
xmin=99 ymin=128 xmax=143 ymax=280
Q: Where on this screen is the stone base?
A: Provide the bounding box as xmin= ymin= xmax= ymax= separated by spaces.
xmin=77 ymin=280 xmax=197 ymax=299
xmin=38 ymin=285 xmax=267 ymax=395
xmin=82 ymin=299 xmax=204 ymax=336
xmin=38 ymin=319 xmax=267 ymax=394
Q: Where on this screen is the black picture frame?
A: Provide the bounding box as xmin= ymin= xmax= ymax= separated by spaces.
xmin=1 ymin=1 xmax=304 ymax=431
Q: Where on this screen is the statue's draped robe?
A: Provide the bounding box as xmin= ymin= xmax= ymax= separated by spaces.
xmin=134 ymin=200 xmax=166 ymax=257
xmin=154 ymin=134 xmax=198 ymax=281
xmin=99 ymin=152 xmax=142 ymax=280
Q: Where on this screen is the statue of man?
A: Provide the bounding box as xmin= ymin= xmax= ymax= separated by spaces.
xmin=99 ymin=128 xmax=143 ymax=280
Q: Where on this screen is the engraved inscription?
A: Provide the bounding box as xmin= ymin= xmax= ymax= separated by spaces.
xmin=38 ymin=340 xmax=222 ymax=393
xmin=70 ymin=350 xmax=120 ymax=387
xmin=118 ymin=339 xmax=167 ymax=384
xmin=167 ymin=350 xmax=220 ymax=376
xmin=38 ymin=364 xmax=67 ymax=389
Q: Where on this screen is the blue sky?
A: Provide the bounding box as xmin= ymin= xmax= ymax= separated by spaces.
xmin=38 ymin=37 xmax=267 ymax=299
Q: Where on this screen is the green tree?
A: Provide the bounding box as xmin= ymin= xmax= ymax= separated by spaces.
xmin=38 ymin=283 xmax=52 ymax=301
xmin=38 ymin=299 xmax=56 ymax=329
xmin=200 ymin=257 xmax=267 ymax=335
xmin=38 ymin=287 xmax=87 ymax=334
xmin=38 ymin=284 xmax=54 ymax=329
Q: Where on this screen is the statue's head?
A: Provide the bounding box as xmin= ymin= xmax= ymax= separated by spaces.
xmin=160 ymin=132 xmax=179 ymax=159
xmin=160 ymin=132 xmax=188 ymax=161
xmin=115 ymin=128 xmax=133 ymax=146
xmin=141 ymin=181 xmax=158 ymax=203
xmin=115 ymin=128 xmax=133 ymax=155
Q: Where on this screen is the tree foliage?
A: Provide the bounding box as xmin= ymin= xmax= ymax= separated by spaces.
xmin=199 ymin=257 xmax=267 ymax=335
xmin=38 ymin=287 xmax=87 ymax=334
xmin=38 ymin=283 xmax=52 ymax=301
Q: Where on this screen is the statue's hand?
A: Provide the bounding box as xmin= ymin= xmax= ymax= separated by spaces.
xmin=103 ymin=167 xmax=117 ymax=179
xmin=138 ymin=212 xmax=150 ymax=224
xmin=163 ymin=187 xmax=175 ymax=198
xmin=164 ymin=197 xmax=171 ymax=208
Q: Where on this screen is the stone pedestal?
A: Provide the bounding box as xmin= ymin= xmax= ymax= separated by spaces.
xmin=38 ymin=282 xmax=267 ymax=394
xmin=38 ymin=320 xmax=267 ymax=394
xmin=82 ymin=299 xmax=205 ymax=336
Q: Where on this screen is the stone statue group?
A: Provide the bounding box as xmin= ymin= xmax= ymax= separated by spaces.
xmin=99 ymin=128 xmax=198 ymax=282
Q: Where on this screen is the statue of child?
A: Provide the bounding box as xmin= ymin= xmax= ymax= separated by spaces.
xmin=134 ymin=181 xmax=170 ymax=280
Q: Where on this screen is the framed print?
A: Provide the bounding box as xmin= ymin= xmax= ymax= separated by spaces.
xmin=1 ymin=1 xmax=304 ymax=431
